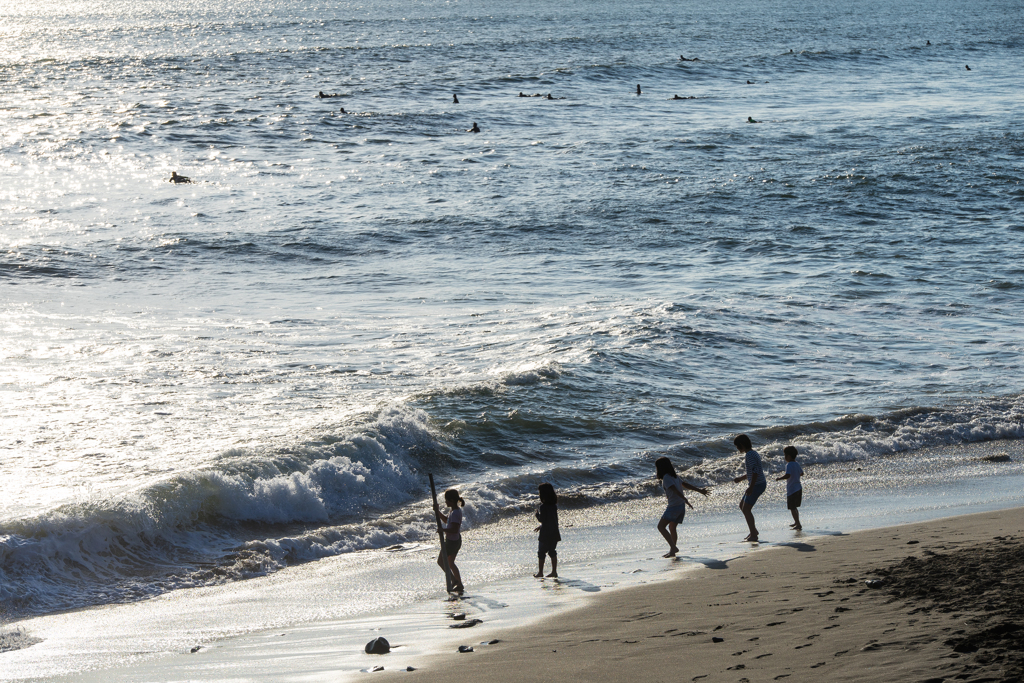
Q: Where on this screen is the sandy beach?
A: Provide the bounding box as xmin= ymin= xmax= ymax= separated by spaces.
xmin=413 ymin=507 xmax=1024 ymax=683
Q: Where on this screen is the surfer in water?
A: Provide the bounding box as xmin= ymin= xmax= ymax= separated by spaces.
xmin=453 ymin=93 xmax=459 ymax=103
xmin=469 ymin=122 xmax=480 ymax=132
xmin=747 ymin=116 xmax=761 ymax=123
xmin=636 ymin=84 xmax=642 ymax=95
xmin=168 ymin=171 xmax=192 ymax=184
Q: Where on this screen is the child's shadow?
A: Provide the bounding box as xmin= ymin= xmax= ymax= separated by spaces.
xmin=674 ymin=555 xmax=731 ymax=570
xmin=545 ymin=578 xmax=601 ymax=593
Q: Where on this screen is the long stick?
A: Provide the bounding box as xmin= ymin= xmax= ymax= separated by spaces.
xmin=429 ymin=474 xmax=455 ymax=593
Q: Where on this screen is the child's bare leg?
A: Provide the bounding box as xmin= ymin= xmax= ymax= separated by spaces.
xmin=437 ymin=550 xmax=453 ymax=590
xmin=741 ymin=503 xmax=758 ymax=540
xmin=658 ymin=520 xmax=679 ymax=557
xmin=547 ymin=552 xmax=558 ymax=577
xmin=448 ymin=559 xmax=463 ymax=591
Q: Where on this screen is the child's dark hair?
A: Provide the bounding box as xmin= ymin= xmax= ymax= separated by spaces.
xmin=654 ymin=456 xmax=677 ymax=480
xmin=783 ymin=446 xmax=798 ymax=459
xmin=734 ymin=434 xmax=753 ymax=451
xmin=538 ymin=482 xmax=557 ymax=506
xmin=444 ymin=489 xmax=465 ymax=507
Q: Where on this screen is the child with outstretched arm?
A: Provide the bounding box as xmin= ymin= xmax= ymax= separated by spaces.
xmin=655 ymin=457 xmax=711 ymax=557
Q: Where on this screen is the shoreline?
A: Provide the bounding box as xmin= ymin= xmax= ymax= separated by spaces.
xmin=2 ymin=440 xmax=1022 ymax=681
xmin=412 ymin=506 xmax=1024 ymax=682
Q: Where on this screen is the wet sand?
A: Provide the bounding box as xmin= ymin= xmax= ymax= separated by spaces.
xmin=413 ymin=507 xmax=1024 ymax=683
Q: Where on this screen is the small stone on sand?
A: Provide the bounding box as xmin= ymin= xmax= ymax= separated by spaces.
xmin=365 ymin=637 xmax=391 ymax=655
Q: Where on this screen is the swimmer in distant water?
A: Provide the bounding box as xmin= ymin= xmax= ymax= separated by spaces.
xmin=747 ymin=80 xmax=754 ymax=84
xmin=636 ymin=84 xmax=642 ymax=95
xmin=317 ymin=92 xmax=340 ymax=98
xmin=453 ymin=94 xmax=459 ymax=103
xmin=469 ymin=122 xmax=480 ymax=132
xmin=747 ymin=116 xmax=760 ymax=123
xmin=926 ymin=40 xmax=931 ymax=45
xmin=546 ymin=93 xmax=554 ymax=100
xmin=672 ymin=94 xmax=694 ymax=100
xmin=965 ymin=64 xmax=971 ymax=71
xmin=169 ymin=171 xmax=191 ymax=184
xmin=519 ymin=92 xmax=528 ymax=97
xmin=339 ymin=107 xmax=346 ymax=114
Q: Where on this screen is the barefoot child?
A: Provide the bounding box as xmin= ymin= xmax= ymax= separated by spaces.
xmin=655 ymin=457 xmax=710 ymax=557
xmin=434 ymin=489 xmax=465 ymax=594
xmin=533 ymin=483 xmax=561 ymax=577
xmin=776 ymin=445 xmax=804 ymax=530
xmin=732 ymin=434 xmax=766 ymax=542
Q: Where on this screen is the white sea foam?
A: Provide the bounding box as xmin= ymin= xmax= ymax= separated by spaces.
xmin=0 ymin=405 xmax=444 ymax=615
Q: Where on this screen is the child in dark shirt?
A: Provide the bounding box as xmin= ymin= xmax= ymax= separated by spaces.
xmin=533 ymin=483 xmax=561 ymax=577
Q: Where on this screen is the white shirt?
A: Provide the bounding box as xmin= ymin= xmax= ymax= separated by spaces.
xmin=785 ymin=461 xmax=803 ymax=495
xmin=663 ymin=474 xmax=687 ymax=507
xmin=444 ymin=507 xmax=463 ymax=541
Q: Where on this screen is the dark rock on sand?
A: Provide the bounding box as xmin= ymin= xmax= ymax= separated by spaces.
xmin=980 ymin=454 xmax=1011 ymax=462
xmin=449 ymin=618 xmax=483 ymax=629
xmin=458 ymin=645 xmax=475 ymax=653
xmin=365 ymin=637 xmax=391 ymax=655
xmin=712 ymin=637 xmax=724 ymax=643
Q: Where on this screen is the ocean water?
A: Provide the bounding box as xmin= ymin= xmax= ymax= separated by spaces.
xmin=2 ymin=0 xmax=1023 ymax=627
